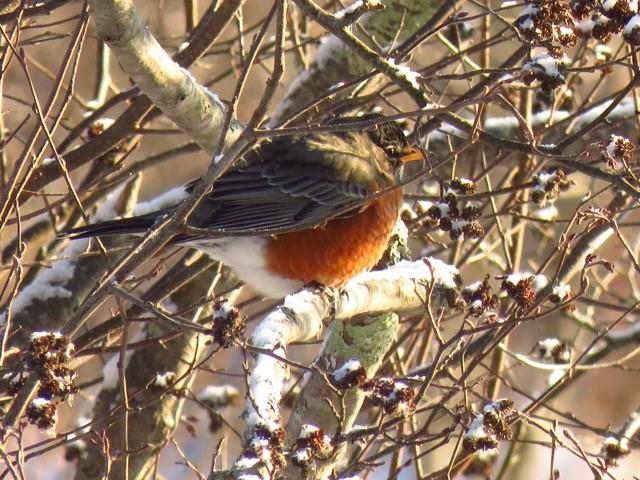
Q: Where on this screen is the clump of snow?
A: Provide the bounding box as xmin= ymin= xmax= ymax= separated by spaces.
xmin=600 ymin=434 xmax=631 ymax=466
xmin=533 ymin=205 xmax=559 ymax=221
xmin=603 ymin=0 xmax=618 ymax=11
xmin=525 ymin=52 xmax=565 ymax=79
xmin=213 ymin=298 xmax=237 ymax=320
xmin=334 ymin=0 xmax=365 ymax=20
xmin=504 ymin=272 xmax=548 ymax=292
xmin=30 ymin=397 xmax=52 ymax=411
xmin=333 ymin=359 xmax=363 ymax=383
xmin=133 ymin=186 xmax=188 ymax=216
xmin=235 ymin=455 xmax=260 ymax=469
xmin=7 ymin=253 xmax=77 ymax=315
xmin=552 ymin=283 xmax=571 ymax=300
xmin=595 ymin=44 xmax=612 ymax=62
xmin=603 ymin=0 xmax=638 ymax=13
xmin=31 ymin=331 xmax=63 ymax=341
xmin=291 ymin=448 xmax=310 ymax=463
xmin=153 ymin=371 xmax=176 ymax=388
xmin=244 ymin=345 xmax=288 ymax=434
xmin=432 ymin=202 xmax=450 ymax=217
xmin=198 ymin=384 xmax=240 ymax=407
xmin=531 ymin=168 xmax=572 ymax=205
xmin=27 ymin=396 xmax=58 ymax=433
xmin=465 ymin=416 xmax=493 ymax=444
xmin=522 ymin=48 xmax=568 ymax=91
xmin=388 ymin=58 xmax=421 ymax=91
xmin=424 ymin=258 xmax=462 ymax=289
xmin=601 ymin=134 xmax=634 ymax=169
xmin=415 ymin=200 xmax=433 ymax=214
xmin=298 ymin=424 xmax=320 ymax=438
xmin=463 ymin=399 xmax=515 ymax=452
xmin=356 ymin=258 xmax=460 ymax=290
xmin=535 ymin=338 xmax=571 ymax=362
xmin=291 ymin=423 xmax=332 ymax=465
xmin=625 ymin=14 xmax=640 ymax=36
xmin=451 ymin=219 xmax=470 ymax=237
xmin=463 ymin=281 xmax=483 ymax=294
xmin=602 ymin=436 xmax=629 ymax=451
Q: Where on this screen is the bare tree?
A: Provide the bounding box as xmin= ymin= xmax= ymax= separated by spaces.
xmin=0 ymin=1 xmax=639 ymax=479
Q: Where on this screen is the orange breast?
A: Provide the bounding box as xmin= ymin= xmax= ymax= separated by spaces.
xmin=265 ymin=190 xmax=403 ymax=287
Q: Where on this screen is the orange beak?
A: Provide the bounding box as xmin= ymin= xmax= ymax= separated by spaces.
xmin=399 ymin=147 xmax=424 ymax=163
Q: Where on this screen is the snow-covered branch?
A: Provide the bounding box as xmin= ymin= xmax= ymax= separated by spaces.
xmin=1 ymin=178 xmax=141 ymax=346
xmin=428 ymin=97 xmax=638 ymax=145
xmin=221 ymin=258 xmax=461 ymax=479
xmin=271 ymin=0 xmax=439 ymax=124
xmin=0 ymin=178 xmax=141 ymax=434
xmin=88 ymin=0 xmax=243 ymax=153
xmin=75 ymin=261 xmax=238 ymax=480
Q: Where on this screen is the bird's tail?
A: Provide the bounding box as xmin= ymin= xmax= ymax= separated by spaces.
xmin=62 ymin=213 xmax=159 ymax=240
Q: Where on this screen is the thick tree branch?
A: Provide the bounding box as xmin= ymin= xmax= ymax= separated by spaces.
xmin=216 ymin=257 xmax=461 ymax=479
xmin=271 ymin=0 xmax=439 ymax=125
xmin=0 ymin=177 xmax=142 ymax=435
xmin=74 ymin=264 xmax=238 ymax=480
xmin=22 ymin=0 xmax=244 ymax=205
xmin=88 ymin=0 xmax=244 ymax=152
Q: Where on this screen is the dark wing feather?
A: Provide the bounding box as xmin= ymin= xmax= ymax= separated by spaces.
xmin=65 ymin=133 xmax=382 ymax=240
xmin=186 ymin=162 xmax=371 ymax=234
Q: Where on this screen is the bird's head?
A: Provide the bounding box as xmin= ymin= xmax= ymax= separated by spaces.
xmin=366 ymin=121 xmax=424 ymax=184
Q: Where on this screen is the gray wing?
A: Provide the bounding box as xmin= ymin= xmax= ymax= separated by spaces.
xmin=64 ymin=132 xmax=383 ymax=240
xmin=186 ymin=161 xmax=372 ymax=234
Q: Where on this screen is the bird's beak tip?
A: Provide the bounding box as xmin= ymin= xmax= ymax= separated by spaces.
xmin=399 ymin=147 xmax=423 ymax=164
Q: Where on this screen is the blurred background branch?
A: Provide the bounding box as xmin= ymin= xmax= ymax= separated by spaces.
xmin=0 ymin=0 xmax=639 ymax=479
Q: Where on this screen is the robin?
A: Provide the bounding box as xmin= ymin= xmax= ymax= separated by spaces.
xmin=66 ymin=121 xmax=422 ymax=298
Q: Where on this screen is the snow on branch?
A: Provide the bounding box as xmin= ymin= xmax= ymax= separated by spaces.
xmin=88 ymin=0 xmax=243 ymax=153
xmin=75 ymin=264 xmax=237 ymax=480
xmin=333 ymin=0 xmax=383 ymax=24
xmin=271 ymin=0 xmax=439 ymax=124
xmin=334 ymin=258 xmax=461 ymax=319
xmin=428 ymin=97 xmax=637 ymax=145
xmin=599 ymin=409 xmax=640 ymax=467
xmin=0 ymin=179 xmax=141 ymax=435
xmin=1 ymin=179 xmax=141 ymax=341
xmin=227 ymin=258 xmax=461 ymax=478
